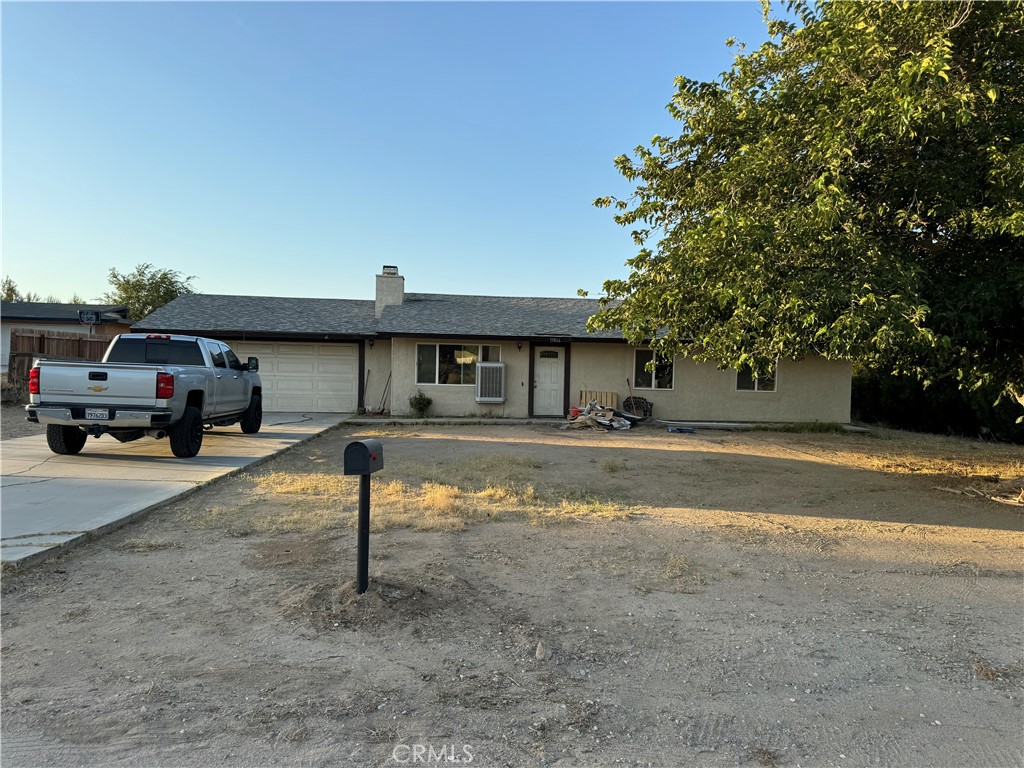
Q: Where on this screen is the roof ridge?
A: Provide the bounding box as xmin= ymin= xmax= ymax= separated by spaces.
xmin=173 ymin=293 xmax=374 ymax=303
xmin=404 ymin=292 xmax=601 ymax=302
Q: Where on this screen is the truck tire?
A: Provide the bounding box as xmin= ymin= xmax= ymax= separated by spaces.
xmin=46 ymin=425 xmax=87 ymax=455
xmin=169 ymin=406 xmax=203 ymax=458
xmin=240 ymin=394 xmax=263 ymax=434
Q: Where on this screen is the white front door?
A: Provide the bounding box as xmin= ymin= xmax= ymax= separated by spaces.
xmin=533 ymin=346 xmax=565 ymax=417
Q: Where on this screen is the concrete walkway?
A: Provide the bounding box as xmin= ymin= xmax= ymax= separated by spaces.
xmin=0 ymin=413 xmax=348 ymax=567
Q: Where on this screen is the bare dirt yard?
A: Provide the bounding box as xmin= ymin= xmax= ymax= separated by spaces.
xmin=1 ymin=403 xmax=43 ymax=441
xmin=1 ymin=422 xmax=1022 ymax=767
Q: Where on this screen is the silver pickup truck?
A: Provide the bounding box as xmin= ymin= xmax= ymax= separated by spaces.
xmin=26 ymin=334 xmax=263 ymax=458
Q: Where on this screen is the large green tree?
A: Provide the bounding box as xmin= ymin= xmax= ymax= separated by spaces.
xmin=588 ymin=0 xmax=1023 ymax=408
xmin=101 ymin=263 xmax=196 ymax=321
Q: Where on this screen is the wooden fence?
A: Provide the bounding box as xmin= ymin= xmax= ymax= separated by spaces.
xmin=6 ymin=328 xmax=116 ymax=386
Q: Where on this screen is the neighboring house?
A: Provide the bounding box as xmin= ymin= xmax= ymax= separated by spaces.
xmin=0 ymin=302 xmax=133 ymax=375
xmin=133 ymin=266 xmax=852 ymax=422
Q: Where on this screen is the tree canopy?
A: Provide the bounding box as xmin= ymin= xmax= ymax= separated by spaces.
xmin=1 ymin=276 xmax=42 ymax=303
xmin=588 ymin=0 xmax=1023 ymax=406
xmin=101 ymin=263 xmax=196 ymax=321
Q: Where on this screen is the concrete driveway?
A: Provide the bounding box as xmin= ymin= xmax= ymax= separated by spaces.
xmin=0 ymin=413 xmax=348 ymax=566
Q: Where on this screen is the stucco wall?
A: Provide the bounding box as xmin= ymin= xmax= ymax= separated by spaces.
xmin=389 ymin=338 xmax=531 ymax=417
xmin=386 ymin=337 xmax=851 ymax=423
xmin=570 ymin=342 xmax=852 ymax=423
xmin=363 ymin=340 xmax=393 ymax=413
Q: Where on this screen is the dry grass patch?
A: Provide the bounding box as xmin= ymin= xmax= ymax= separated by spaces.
xmin=350 ymin=428 xmax=422 ymax=439
xmin=404 ymin=454 xmax=541 ymax=492
xmin=601 ymin=459 xmax=626 ymax=474
xmin=255 ymin=471 xmax=357 ymax=497
xmin=421 ymin=482 xmax=461 ymax=513
xmin=807 ymin=430 xmax=1022 ymax=481
xmin=975 ymin=659 xmax=1021 ymax=683
xmin=367 ymin=481 xmax=500 ymax=532
xmin=660 ymin=554 xmax=709 ymax=593
xmin=750 ymin=747 xmax=783 ymax=767
xmin=539 ymin=494 xmax=634 ymax=524
xmin=252 ymin=504 xmax=351 ymax=535
xmin=114 ymin=537 xmax=182 ymax=553
xmin=479 ymin=484 xmax=538 ymax=503
xmin=180 ymin=503 xmax=260 ymax=535
xmin=186 ymin=452 xmax=638 ymax=536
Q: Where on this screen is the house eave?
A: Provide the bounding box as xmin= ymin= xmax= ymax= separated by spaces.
xmin=131 ymin=327 xmax=377 ymax=342
xmin=380 ymin=331 xmax=627 ymax=343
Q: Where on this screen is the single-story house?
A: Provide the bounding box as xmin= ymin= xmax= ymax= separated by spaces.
xmin=1 ymin=302 xmax=134 ymax=376
xmin=132 ymin=266 xmax=852 ymax=422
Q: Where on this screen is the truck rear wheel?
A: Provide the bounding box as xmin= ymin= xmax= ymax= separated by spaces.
xmin=241 ymin=395 xmax=262 ymax=434
xmin=169 ymin=406 xmax=203 ymax=458
xmin=46 ymin=425 xmax=87 ymax=455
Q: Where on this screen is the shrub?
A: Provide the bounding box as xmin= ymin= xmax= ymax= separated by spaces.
xmin=852 ymin=365 xmax=1023 ymax=443
xmin=408 ymin=389 xmax=433 ymax=418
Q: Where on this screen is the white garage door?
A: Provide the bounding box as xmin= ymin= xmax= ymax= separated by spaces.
xmin=232 ymin=342 xmax=358 ymax=413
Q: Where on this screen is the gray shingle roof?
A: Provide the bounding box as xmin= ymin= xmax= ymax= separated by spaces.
xmin=131 ymin=291 xmax=623 ymax=340
xmin=377 ymin=293 xmax=622 ymax=339
xmin=1 ymin=302 xmax=130 ymax=323
xmin=132 ymin=294 xmax=378 ymax=336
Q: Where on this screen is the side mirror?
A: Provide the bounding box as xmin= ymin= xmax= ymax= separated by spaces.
xmin=246 ymin=357 xmax=259 ymax=372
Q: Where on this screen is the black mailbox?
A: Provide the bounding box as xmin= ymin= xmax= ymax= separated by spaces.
xmin=345 ymin=438 xmax=384 ymax=595
xmin=344 ymin=439 xmax=384 ymax=475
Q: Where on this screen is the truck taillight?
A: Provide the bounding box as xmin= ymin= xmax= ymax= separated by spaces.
xmin=156 ymin=373 xmax=174 ymax=400
xmin=29 ymin=367 xmax=40 ymax=395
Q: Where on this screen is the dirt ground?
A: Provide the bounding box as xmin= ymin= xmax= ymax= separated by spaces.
xmin=1 ymin=403 xmax=43 ymax=440
xmin=1 ymin=422 xmax=1022 ymax=767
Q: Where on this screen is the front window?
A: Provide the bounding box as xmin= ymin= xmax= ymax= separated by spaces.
xmin=736 ymin=363 xmax=777 ymax=392
xmin=416 ymin=344 xmax=500 ymax=385
xmin=223 ymin=346 xmax=244 ymax=371
xmin=634 ymin=349 xmax=674 ymax=390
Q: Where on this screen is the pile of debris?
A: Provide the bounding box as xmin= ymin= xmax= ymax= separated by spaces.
xmin=564 ymin=399 xmax=636 ymax=431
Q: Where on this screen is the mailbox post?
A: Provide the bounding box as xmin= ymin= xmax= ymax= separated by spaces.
xmin=343 ymin=439 xmax=384 ymax=594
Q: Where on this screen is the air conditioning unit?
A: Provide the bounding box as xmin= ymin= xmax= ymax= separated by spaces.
xmin=476 ymin=362 xmax=506 ymax=403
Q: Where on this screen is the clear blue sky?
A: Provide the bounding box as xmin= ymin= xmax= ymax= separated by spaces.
xmin=3 ymin=1 xmax=771 ymax=304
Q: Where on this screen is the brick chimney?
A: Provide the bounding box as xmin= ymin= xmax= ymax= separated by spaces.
xmin=375 ymin=265 xmax=404 ymax=318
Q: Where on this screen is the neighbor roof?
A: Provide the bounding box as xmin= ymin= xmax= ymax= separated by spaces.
xmin=132 ymin=293 xmax=379 ymax=337
xmin=377 ymin=293 xmax=623 ymax=340
xmin=0 ymin=302 xmax=131 ymax=323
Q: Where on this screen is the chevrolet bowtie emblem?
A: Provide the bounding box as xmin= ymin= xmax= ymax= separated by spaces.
xmin=87 ymin=385 xmax=109 ymax=392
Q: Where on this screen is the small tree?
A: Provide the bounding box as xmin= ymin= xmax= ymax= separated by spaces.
xmin=101 ymin=263 xmax=196 ymax=321
xmin=1 ymin=276 xmax=21 ymax=302
xmin=0 ymin=276 xmax=39 ymax=302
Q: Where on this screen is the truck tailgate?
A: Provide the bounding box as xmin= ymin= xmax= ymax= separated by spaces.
xmin=36 ymin=362 xmax=162 ymax=407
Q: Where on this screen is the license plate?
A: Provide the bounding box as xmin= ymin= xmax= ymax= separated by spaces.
xmin=85 ymin=408 xmax=109 ymax=421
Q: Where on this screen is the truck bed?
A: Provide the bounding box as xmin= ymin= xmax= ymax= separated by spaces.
xmin=31 ymin=360 xmax=169 ymax=408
